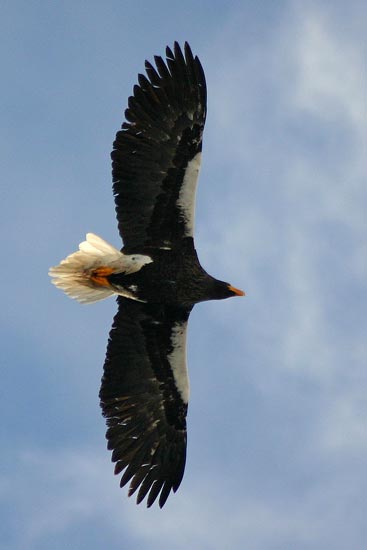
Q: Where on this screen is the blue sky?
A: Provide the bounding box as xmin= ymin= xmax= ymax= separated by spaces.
xmin=1 ymin=1 xmax=366 ymax=548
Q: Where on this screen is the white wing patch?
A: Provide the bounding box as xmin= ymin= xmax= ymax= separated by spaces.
xmin=177 ymin=152 xmax=202 ymax=236
xmin=167 ymin=321 xmax=190 ymax=404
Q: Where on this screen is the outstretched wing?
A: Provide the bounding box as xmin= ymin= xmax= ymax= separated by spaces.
xmin=99 ymin=297 xmax=192 ymax=508
xmin=112 ymin=42 xmax=207 ymax=252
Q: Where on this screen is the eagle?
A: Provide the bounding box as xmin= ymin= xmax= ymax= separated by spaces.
xmin=49 ymin=42 xmax=244 ymax=508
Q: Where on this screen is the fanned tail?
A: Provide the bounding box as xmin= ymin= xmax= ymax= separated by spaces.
xmin=49 ymin=233 xmax=126 ymax=304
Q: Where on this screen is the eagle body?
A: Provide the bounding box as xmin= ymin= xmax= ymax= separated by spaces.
xmin=49 ymin=42 xmax=244 ymax=508
xmin=108 ymin=237 xmax=238 ymax=307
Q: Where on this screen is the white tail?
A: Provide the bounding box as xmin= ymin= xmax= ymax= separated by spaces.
xmin=49 ymin=233 xmax=152 ymax=304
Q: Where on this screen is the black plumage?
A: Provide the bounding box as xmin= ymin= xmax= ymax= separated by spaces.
xmin=100 ymin=300 xmax=190 ymax=508
xmin=99 ymin=42 xmax=243 ymax=507
xmin=112 ymin=42 xmax=206 ymax=252
xmin=50 ymin=42 xmax=243 ymax=509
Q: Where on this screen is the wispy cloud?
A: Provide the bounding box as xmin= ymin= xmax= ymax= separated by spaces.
xmin=3 ymin=442 xmax=367 ymax=550
xmin=2 ymin=1 xmax=366 ymax=549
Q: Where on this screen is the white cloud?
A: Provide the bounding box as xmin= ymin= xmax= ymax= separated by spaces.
xmin=3 ymin=2 xmax=366 ymax=550
xmin=3 ymin=445 xmax=367 ymax=550
xmin=291 ymin=8 xmax=365 ymax=130
xmin=196 ymin=0 xmax=367 ymax=490
xmin=199 ymin=0 xmax=366 ymax=365
xmin=318 ymin=390 xmax=367 ymax=454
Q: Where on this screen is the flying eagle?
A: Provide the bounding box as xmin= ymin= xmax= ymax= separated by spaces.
xmin=49 ymin=42 xmax=244 ymax=508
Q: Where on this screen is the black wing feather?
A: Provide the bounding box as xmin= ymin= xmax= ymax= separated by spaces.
xmin=100 ymin=297 xmax=192 ymax=508
xmin=112 ymin=42 xmax=207 ymax=252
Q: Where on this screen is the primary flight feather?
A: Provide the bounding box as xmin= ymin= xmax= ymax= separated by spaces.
xmin=49 ymin=42 xmax=244 ymax=508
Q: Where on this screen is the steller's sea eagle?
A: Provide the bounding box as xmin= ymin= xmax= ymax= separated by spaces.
xmin=49 ymin=42 xmax=244 ymax=508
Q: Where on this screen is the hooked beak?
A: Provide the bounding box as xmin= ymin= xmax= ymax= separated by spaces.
xmin=228 ymin=284 xmax=245 ymax=297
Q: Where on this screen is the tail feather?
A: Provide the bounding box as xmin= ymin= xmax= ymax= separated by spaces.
xmin=79 ymin=233 xmax=122 ymax=257
xmin=49 ymin=233 xmax=152 ymax=304
xmin=50 ymin=276 xmax=115 ymax=304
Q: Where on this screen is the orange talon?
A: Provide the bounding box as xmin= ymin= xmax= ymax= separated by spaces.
xmin=90 ymin=266 xmax=115 ymax=287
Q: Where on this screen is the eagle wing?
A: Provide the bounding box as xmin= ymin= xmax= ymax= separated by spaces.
xmin=99 ymin=297 xmax=192 ymax=507
xmin=112 ymin=42 xmax=207 ymax=252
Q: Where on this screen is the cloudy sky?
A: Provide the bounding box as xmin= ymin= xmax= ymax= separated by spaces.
xmin=1 ymin=1 xmax=366 ymax=549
